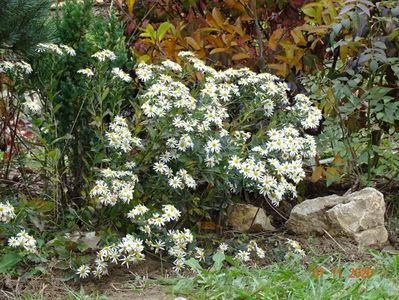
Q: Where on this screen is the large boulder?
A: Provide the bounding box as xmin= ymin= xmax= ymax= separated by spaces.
xmin=227 ymin=203 xmax=276 ymax=232
xmin=286 ymin=188 xmax=388 ymax=246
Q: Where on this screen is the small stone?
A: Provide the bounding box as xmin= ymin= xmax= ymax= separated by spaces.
xmin=353 ymin=226 xmax=388 ymax=247
xmin=227 ymin=203 xmax=275 ymax=232
xmin=82 ymin=231 xmax=101 ymax=249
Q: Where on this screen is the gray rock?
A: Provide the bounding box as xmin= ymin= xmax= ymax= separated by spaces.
xmin=353 ymin=226 xmax=388 ymax=246
xmin=286 ymin=188 xmax=388 ymax=247
xmin=227 ymin=203 xmax=276 ymax=232
xmin=286 ymin=194 xmax=346 ymax=235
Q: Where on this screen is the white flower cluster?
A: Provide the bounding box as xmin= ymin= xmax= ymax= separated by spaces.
xmin=234 ymin=240 xmax=265 ymax=262
xmin=90 ymin=170 xmax=138 ymax=206
xmin=77 ymin=68 xmax=94 ymax=77
xmin=78 ymin=203 xmax=187 ymax=277
xmin=77 ymin=50 xmax=133 ymax=87
xmin=126 ymin=204 xmax=181 ymax=228
xmin=91 ymin=49 xmax=116 ymax=62
xmin=24 ymin=91 xmax=41 ymax=113
xmin=77 ymin=234 xmax=145 ymax=278
xmin=105 ymin=116 xmax=143 ymax=153
xmin=292 ymin=94 xmax=323 ymax=129
xmin=8 ymin=230 xmax=37 ymax=253
xmin=0 ymin=60 xmax=32 ymax=74
xmin=167 ymin=228 xmax=194 ymax=272
xmin=36 ymin=43 xmax=76 ymax=56
xmin=132 ymin=52 xmax=321 ymax=204
xmin=136 ymin=63 xmax=154 ymax=82
xmin=156 ymin=167 xmax=196 ymax=190
xmin=129 ymin=204 xmax=192 ymax=272
xmin=80 ymin=53 xmax=317 ymax=278
xmin=0 ymin=202 xmax=16 ymax=223
xmin=230 ymin=127 xmax=316 ymax=204
xmin=286 ymin=238 xmax=305 ymax=257
xmin=111 ymin=67 xmax=132 ymax=82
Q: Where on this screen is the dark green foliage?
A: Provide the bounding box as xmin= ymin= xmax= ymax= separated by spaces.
xmin=29 ymin=0 xmax=132 ymax=204
xmin=0 ymin=0 xmax=53 ymax=53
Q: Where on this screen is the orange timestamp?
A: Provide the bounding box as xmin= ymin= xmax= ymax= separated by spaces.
xmin=311 ymin=266 xmax=374 ymax=279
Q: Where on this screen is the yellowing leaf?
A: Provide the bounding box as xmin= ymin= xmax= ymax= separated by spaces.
xmin=324 ymin=87 xmax=336 ymax=116
xmin=232 ymin=53 xmax=251 ymax=60
xmin=140 ymin=24 xmax=157 ymax=41
xmin=339 ymin=45 xmax=348 ymax=63
xmin=126 ymin=0 xmax=135 ymax=15
xmin=332 ymin=154 xmax=345 ymax=167
xmin=199 ymin=221 xmax=217 ymax=231
xmin=302 ymin=5 xmax=316 ymax=17
xmin=137 ymin=54 xmax=150 ymax=63
xmin=268 ymin=28 xmax=284 ymax=51
xmin=326 ymin=166 xmax=341 ymax=186
xmin=234 ymin=17 xmax=244 ymax=36
xmin=185 ymin=37 xmax=201 ymax=50
xmin=311 ymin=166 xmax=324 ymax=182
xmin=210 ymin=47 xmax=227 ymax=55
xmin=290 ymin=28 xmax=307 ymax=46
xmin=268 ymin=63 xmax=287 ymax=76
xmin=212 ymin=8 xmax=225 ymax=28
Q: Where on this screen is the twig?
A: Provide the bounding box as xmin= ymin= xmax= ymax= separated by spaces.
xmin=343 ymin=177 xmax=360 ymax=196
xmin=322 ymin=229 xmax=347 ymax=253
xmin=264 ymin=196 xmax=288 ymax=221
xmin=244 ymin=0 xmax=266 ymax=70
xmin=249 ymin=206 xmax=261 ymax=230
xmin=4 ymin=103 xmax=21 ymax=179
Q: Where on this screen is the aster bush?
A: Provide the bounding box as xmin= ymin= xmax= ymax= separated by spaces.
xmin=80 ymin=51 xmax=321 ymax=277
xmin=92 ymin=51 xmax=321 ymax=211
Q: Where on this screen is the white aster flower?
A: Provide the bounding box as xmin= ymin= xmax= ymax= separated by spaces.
xmin=206 ymin=138 xmax=221 ymax=154
xmin=235 ymin=250 xmax=251 ymax=262
xmin=76 ymin=265 xmax=90 ymax=279
xmin=218 ymin=243 xmax=228 ymax=252
xmin=194 ymin=247 xmax=205 ymax=261
xmin=77 ymin=68 xmax=94 ymax=77
xmin=0 ymin=202 xmax=16 ymax=223
xmin=112 ymin=67 xmax=132 ymax=82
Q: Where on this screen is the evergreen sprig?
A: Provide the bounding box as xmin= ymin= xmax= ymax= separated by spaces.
xmin=0 ymin=0 xmax=53 ymax=53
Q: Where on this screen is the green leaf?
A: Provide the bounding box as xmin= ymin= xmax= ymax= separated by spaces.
xmin=302 ymin=6 xmax=316 ymax=17
xmin=61 ymin=271 xmax=77 ymax=282
xmin=369 ymin=60 xmax=378 ymax=72
xmin=157 ymin=22 xmax=171 ymax=41
xmin=185 ymin=258 xmax=203 ymax=273
xmin=224 ymin=255 xmax=239 ymax=267
xmin=140 ymin=24 xmax=156 ymax=41
xmin=77 ymin=242 xmax=89 ymax=252
xmin=28 ymin=266 xmax=47 ymax=276
xmin=211 ymin=251 xmax=225 ymax=271
xmin=0 ymin=253 xmax=22 ymax=273
xmin=48 ymin=149 xmax=59 ymax=159
xmin=332 ymin=23 xmax=342 ymax=34
xmin=101 ymin=87 xmax=110 ymax=101
xmin=357 ymin=3 xmax=370 ymax=16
